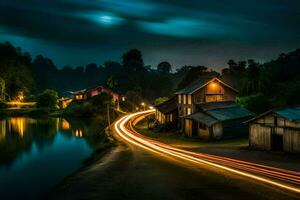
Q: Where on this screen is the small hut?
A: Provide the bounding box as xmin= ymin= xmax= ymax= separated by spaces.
xmin=246 ymin=107 xmax=300 ymax=153
xmin=155 ymin=97 xmax=178 ymax=127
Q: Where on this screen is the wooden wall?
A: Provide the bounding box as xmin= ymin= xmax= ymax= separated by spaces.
xmin=184 ymin=119 xmax=193 ymax=137
xmin=249 ymin=113 xmax=300 ymax=153
xmin=212 ymin=123 xmax=223 ymax=139
xmin=249 ymin=124 xmax=271 ymax=150
xmin=197 ymin=123 xmax=210 ymax=140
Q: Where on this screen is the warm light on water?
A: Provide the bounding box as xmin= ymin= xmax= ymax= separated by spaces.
xmin=0 ymin=117 xmax=104 ymax=199
xmin=9 ymin=118 xmax=27 ymax=137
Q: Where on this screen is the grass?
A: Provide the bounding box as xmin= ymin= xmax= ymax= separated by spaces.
xmin=134 ymin=119 xmax=249 ymax=150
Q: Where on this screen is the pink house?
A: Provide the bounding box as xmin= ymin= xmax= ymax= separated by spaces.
xmin=85 ymin=86 xmax=119 ymax=103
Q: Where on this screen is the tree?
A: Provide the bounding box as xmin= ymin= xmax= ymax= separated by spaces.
xmin=122 ymin=49 xmax=144 ymax=71
xmin=0 ymin=78 xmax=5 ymax=101
xmin=0 ymin=42 xmax=34 ymax=99
xmin=36 ymin=89 xmax=58 ymax=108
xmin=106 ymin=76 xmax=118 ymax=89
xmin=157 ymin=62 xmax=171 ymax=74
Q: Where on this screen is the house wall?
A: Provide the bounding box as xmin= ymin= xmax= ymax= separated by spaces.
xmin=249 ymin=123 xmax=271 ymax=150
xmin=155 ymin=110 xmax=178 ymax=126
xmin=184 ymin=119 xmax=193 ymax=137
xmin=249 ymin=113 xmax=300 ymax=153
xmin=284 ymin=129 xmax=300 ymax=153
xmin=197 ymin=124 xmax=210 ymax=140
xmin=212 ymin=123 xmax=223 ymax=139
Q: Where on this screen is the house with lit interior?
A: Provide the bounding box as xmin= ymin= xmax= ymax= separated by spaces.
xmin=71 ymin=85 xmax=119 ymax=103
xmin=58 ymin=85 xmax=119 ymax=108
xmin=174 ymin=77 xmax=253 ymax=139
xmin=155 ymin=97 xmax=178 ymax=128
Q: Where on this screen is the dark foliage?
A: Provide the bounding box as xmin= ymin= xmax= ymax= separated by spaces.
xmin=0 ymin=42 xmax=34 ymax=100
xmin=36 ymin=89 xmax=58 ymax=108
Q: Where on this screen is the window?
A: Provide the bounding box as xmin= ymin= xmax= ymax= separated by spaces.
xmin=178 ymin=95 xmax=182 ymax=104
xmin=205 ymin=95 xmax=224 ymax=102
xmin=206 ymin=82 xmax=224 ymax=94
xmin=76 ymin=94 xmax=83 ymax=100
xmin=187 ymin=108 xmax=191 ymax=115
xmin=183 ymin=95 xmax=186 ymax=104
xmin=187 ymin=95 xmax=192 ymax=104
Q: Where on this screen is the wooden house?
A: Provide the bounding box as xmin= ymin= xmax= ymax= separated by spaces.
xmin=71 ymin=86 xmax=119 ymax=103
xmin=155 ymin=97 xmax=178 ymax=127
xmin=71 ymin=89 xmax=86 ymax=101
xmin=183 ymin=101 xmax=253 ymax=139
xmin=85 ymin=86 xmax=119 ymax=103
xmin=246 ymin=107 xmax=300 ymax=153
xmin=175 ymin=77 xmax=238 ymax=119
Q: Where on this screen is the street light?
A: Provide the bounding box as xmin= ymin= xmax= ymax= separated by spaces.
xmin=141 ymin=102 xmax=146 ymax=110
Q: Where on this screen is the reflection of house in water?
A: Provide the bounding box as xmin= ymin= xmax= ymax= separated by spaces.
xmin=59 ymin=118 xmax=71 ymax=131
xmin=0 ymin=118 xmax=37 ymax=138
xmin=9 ymin=118 xmax=26 ymax=137
xmin=58 ymin=118 xmax=86 ymax=138
xmin=73 ymin=129 xmax=84 ymax=137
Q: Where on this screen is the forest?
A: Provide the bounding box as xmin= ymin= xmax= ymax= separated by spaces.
xmin=0 ymin=41 xmax=300 ymax=113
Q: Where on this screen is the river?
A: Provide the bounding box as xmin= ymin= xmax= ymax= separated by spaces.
xmin=0 ymin=117 xmax=106 ymax=199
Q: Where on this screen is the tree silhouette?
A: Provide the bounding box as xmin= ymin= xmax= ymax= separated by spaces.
xmin=157 ymin=61 xmax=172 ymax=74
xmin=122 ymin=49 xmax=144 ymax=72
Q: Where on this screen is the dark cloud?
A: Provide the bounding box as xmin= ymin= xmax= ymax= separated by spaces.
xmin=0 ymin=0 xmax=299 ymax=69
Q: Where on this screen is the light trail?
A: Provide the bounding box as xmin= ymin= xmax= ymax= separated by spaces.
xmin=114 ymin=110 xmax=300 ymax=194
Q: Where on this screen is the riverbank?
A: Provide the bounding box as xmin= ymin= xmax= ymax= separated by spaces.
xmin=134 ymin=119 xmax=300 ymax=172
xmin=44 ymin=113 xmax=125 ymax=199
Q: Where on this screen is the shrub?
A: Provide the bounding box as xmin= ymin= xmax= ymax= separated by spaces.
xmin=36 ymin=89 xmax=58 ymax=108
xmin=237 ymin=93 xmax=272 ymax=114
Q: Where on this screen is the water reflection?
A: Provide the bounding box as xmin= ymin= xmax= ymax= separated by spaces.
xmin=0 ymin=117 xmax=105 ymax=199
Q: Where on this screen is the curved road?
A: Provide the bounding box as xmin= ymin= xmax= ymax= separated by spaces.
xmin=51 ymin=110 xmax=300 ymax=200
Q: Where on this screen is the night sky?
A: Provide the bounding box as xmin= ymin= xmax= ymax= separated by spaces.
xmin=1 ymin=0 xmax=300 ymax=70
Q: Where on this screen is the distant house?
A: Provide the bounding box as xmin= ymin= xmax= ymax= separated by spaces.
xmin=183 ymin=101 xmax=253 ymax=139
xmin=85 ymin=86 xmax=119 ymax=103
xmin=58 ymin=97 xmax=72 ymax=108
xmin=155 ymin=97 xmax=178 ymax=127
xmin=246 ymin=107 xmax=300 ymax=153
xmin=71 ymin=89 xmax=86 ymax=101
xmin=71 ymin=86 xmax=119 ymax=103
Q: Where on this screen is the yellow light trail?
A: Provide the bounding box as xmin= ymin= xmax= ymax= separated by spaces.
xmin=114 ymin=110 xmax=300 ymax=194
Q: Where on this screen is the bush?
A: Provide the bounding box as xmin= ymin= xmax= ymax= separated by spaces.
xmin=36 ymin=89 xmax=58 ymax=108
xmin=237 ymin=94 xmax=272 ymax=114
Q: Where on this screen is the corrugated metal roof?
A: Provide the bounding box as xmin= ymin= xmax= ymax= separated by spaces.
xmin=207 ymin=106 xmax=254 ymax=121
xmin=184 ymin=102 xmax=253 ymax=126
xmin=245 ymin=106 xmax=300 ymax=124
xmin=196 ymin=101 xmax=236 ymax=111
xmin=275 ymin=107 xmax=300 ymax=123
xmin=184 ymin=112 xmax=218 ymax=126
